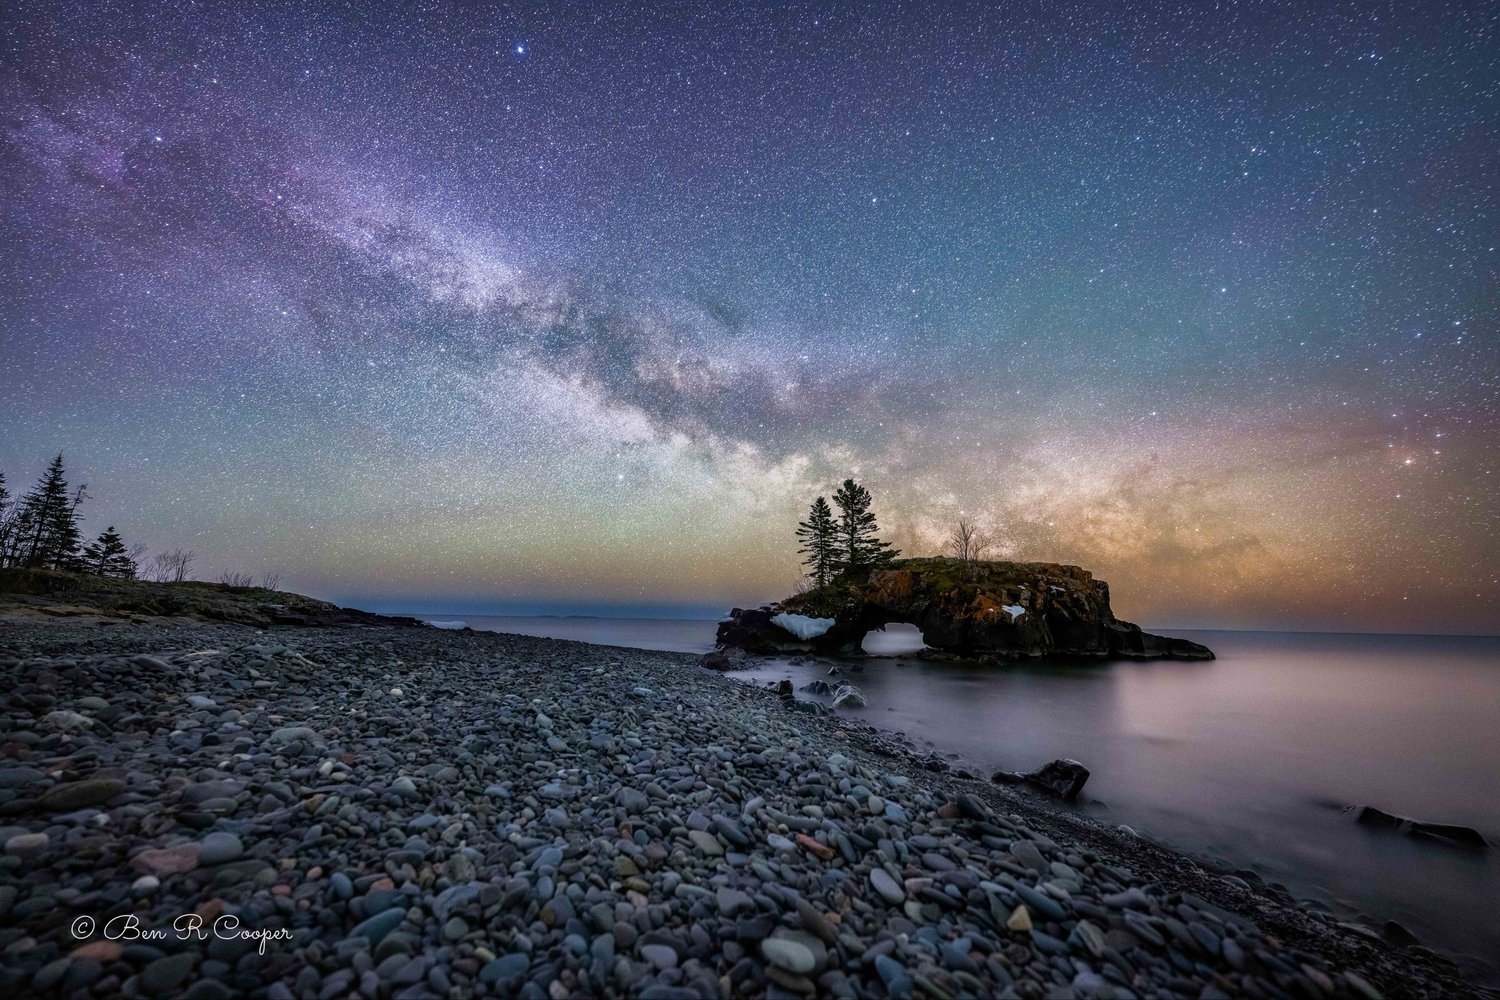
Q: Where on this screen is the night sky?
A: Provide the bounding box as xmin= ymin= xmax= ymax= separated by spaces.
xmin=2 ymin=2 xmax=1496 ymax=632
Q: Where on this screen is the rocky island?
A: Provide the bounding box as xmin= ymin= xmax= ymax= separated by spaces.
xmin=714 ymin=558 xmax=1214 ymax=662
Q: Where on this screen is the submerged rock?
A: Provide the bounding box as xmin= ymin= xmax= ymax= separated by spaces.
xmin=1345 ymin=805 xmax=1488 ymax=849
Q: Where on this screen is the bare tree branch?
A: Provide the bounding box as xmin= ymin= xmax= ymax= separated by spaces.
xmin=949 ymin=519 xmax=991 ymax=579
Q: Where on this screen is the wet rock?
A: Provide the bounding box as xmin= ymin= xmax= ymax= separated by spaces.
xmin=1345 ymin=805 xmax=1487 ymax=849
xmin=992 ymin=759 xmax=1090 ymax=801
xmin=831 ymin=684 xmax=867 ymax=709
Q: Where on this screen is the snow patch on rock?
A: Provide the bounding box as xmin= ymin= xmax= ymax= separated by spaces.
xmin=771 ymin=612 xmax=835 ymax=640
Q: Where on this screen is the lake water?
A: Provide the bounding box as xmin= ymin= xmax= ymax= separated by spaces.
xmin=424 ymin=614 xmax=1500 ymax=981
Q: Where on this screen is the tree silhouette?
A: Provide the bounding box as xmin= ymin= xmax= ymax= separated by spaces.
xmin=0 ymin=471 xmax=14 ymax=566
xmin=949 ymin=518 xmax=991 ymax=579
xmin=831 ymin=478 xmax=899 ymax=573
xmin=82 ymin=526 xmax=138 ymax=578
xmin=795 ymin=496 xmax=838 ymax=588
xmin=13 ymin=455 xmax=86 ymax=570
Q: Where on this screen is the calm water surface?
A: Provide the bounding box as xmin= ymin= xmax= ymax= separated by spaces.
xmin=427 ymin=615 xmax=1500 ymax=980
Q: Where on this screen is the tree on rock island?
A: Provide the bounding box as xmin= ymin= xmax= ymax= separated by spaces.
xmin=796 ymin=496 xmax=838 ymax=587
xmin=831 ymin=478 xmax=899 ymax=574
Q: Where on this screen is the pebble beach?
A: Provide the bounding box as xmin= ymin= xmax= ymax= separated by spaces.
xmin=0 ymin=621 xmax=1479 ymax=998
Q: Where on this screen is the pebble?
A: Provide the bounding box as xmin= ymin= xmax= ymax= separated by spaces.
xmin=870 ymin=867 xmax=905 ymax=905
xmin=197 ymin=831 xmax=244 ymax=865
xmin=140 ymin=953 xmax=195 ymax=996
xmin=4 ymin=832 xmax=48 ymax=858
xmin=35 ymin=777 xmax=126 ymax=811
xmin=687 ymin=830 xmax=723 ymax=857
xmin=762 ymin=934 xmax=817 ymax=974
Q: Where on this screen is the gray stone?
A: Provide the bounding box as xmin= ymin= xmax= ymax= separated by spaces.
xmin=197 ymin=832 xmax=244 ymax=866
xmin=140 ymin=953 xmax=196 ymax=996
xmin=870 ymin=867 xmax=905 ymax=905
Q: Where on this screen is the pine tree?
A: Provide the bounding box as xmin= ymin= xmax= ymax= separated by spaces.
xmin=831 ymin=478 xmax=900 ymax=574
xmin=795 ymin=496 xmax=838 ymax=588
xmin=14 ymin=454 xmax=86 ymax=570
xmin=0 ymin=471 xmax=14 ymax=567
xmin=82 ymin=526 xmax=136 ymax=578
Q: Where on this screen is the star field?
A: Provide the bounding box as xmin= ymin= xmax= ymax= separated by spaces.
xmin=2 ymin=1 xmax=1496 ymax=630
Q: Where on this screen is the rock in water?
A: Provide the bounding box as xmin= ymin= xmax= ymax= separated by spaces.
xmin=831 ymin=684 xmax=867 ymax=709
xmin=992 ymin=759 xmax=1090 ymax=801
xmin=1344 ymin=805 xmax=1488 ymax=849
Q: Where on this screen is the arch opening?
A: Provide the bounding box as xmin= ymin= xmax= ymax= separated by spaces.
xmin=860 ymin=621 xmax=927 ymax=656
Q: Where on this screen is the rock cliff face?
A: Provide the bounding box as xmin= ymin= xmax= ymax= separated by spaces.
xmin=716 ymin=557 xmax=1213 ymax=661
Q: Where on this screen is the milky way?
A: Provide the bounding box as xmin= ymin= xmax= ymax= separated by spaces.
xmin=2 ymin=1 xmax=1496 ymax=631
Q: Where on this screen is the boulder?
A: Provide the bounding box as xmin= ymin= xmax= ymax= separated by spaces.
xmin=831 ymin=684 xmax=866 ymax=709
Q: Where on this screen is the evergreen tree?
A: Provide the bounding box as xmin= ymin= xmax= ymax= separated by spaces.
xmin=14 ymin=454 xmax=86 ymax=570
xmin=831 ymin=478 xmax=899 ymax=573
xmin=82 ymin=526 xmax=136 ymax=578
xmin=0 ymin=471 xmax=14 ymax=567
xmin=795 ymin=496 xmax=838 ymax=588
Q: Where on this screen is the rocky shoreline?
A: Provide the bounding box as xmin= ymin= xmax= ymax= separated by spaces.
xmin=0 ymin=621 xmax=1481 ymax=998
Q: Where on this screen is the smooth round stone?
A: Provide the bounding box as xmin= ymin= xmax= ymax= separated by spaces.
xmin=874 ymin=954 xmax=914 ymax=999
xmin=1015 ymin=881 xmax=1066 ymax=920
xmin=140 ymin=953 xmax=195 ymax=996
xmin=479 ymin=954 xmax=530 ymax=985
xmin=352 ymin=907 xmax=407 ymax=945
xmin=35 ymin=778 xmax=125 ymax=812
xmin=761 ymin=938 xmax=815 ymax=974
xmin=197 ymin=832 xmax=243 ymax=866
xmin=640 ymin=943 xmax=678 ymax=970
xmin=5 ymin=832 xmax=48 ymax=858
xmin=687 ymin=830 xmax=723 ymax=857
xmin=869 ymin=868 xmax=905 ymax=905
